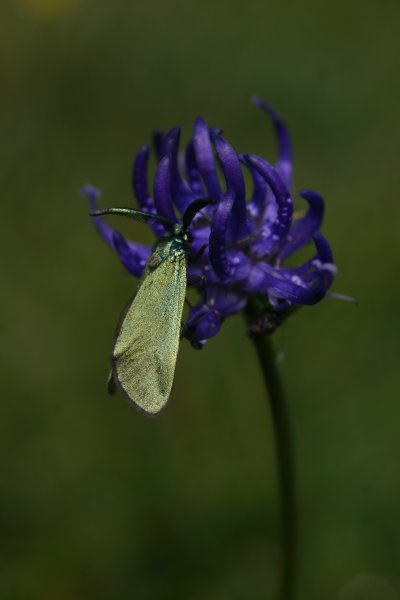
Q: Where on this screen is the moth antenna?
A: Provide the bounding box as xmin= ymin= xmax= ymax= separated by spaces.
xmin=182 ymin=198 xmax=216 ymax=230
xmin=90 ymin=207 xmax=176 ymax=228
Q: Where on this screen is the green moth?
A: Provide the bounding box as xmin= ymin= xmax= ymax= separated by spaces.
xmin=91 ymin=200 xmax=212 ymax=416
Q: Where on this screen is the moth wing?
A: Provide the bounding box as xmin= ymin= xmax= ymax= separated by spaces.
xmin=111 ymin=253 xmax=187 ymax=415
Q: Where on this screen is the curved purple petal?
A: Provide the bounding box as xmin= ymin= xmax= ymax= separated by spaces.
xmin=244 ymin=231 xmax=335 ymax=305
xmin=132 ymin=145 xmax=165 ymax=236
xmin=185 ymin=140 xmax=205 ymax=195
xmin=162 ymin=126 xmax=180 ymax=157
xmin=132 ymin=144 xmax=151 ymax=208
xmin=193 ymin=117 xmax=221 ymax=199
xmin=311 ymin=233 xmax=336 ymax=289
xmin=245 ymin=154 xmax=293 ymax=243
xmin=252 ymin=96 xmax=293 ymax=187
xmin=239 ymin=154 xmax=268 ymax=220
xmin=153 ymin=154 xmax=178 ymax=222
xmin=185 ymin=302 xmax=222 ymax=348
xmin=82 ymin=185 xmax=115 ymax=248
xmin=313 ymin=232 xmax=334 ymax=264
xmin=208 ymin=192 xmax=251 ymax=283
xmin=245 ymin=263 xmax=323 ymax=305
xmin=280 ymin=189 xmax=325 ymax=260
xmin=291 ymin=233 xmax=335 ymax=279
xmin=163 ymin=126 xmax=194 ymax=214
xmin=112 ymin=230 xmax=150 ymax=277
xmin=153 ymin=129 xmax=164 ymax=161
xmin=209 ymin=191 xmax=235 ymax=280
xmin=213 ymin=134 xmax=248 ymax=238
xmin=210 ymin=285 xmax=247 ymax=316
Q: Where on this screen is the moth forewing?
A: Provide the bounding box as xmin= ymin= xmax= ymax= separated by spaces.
xmin=110 ymin=237 xmax=187 ymax=415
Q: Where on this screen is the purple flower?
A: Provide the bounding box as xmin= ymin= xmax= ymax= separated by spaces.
xmin=83 ymin=98 xmax=336 ymax=348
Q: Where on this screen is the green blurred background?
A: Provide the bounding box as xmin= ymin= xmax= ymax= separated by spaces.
xmin=1 ymin=0 xmax=399 ymax=598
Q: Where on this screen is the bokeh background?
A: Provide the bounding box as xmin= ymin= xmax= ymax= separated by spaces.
xmin=1 ymin=0 xmax=399 ymax=598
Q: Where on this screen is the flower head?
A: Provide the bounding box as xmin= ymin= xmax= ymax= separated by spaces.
xmin=83 ymin=98 xmax=336 ymax=347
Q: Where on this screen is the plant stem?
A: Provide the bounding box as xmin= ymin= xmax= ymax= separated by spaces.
xmin=250 ymin=333 xmax=297 ymax=600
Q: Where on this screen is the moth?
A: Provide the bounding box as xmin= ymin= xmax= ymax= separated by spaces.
xmin=91 ymin=199 xmax=213 ymax=416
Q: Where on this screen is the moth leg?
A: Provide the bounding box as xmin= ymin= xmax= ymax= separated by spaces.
xmin=190 ymin=243 xmax=208 ymax=264
xmin=107 ymin=369 xmax=117 ymax=395
xmin=180 ymin=319 xmax=191 ymax=340
xmin=226 ymin=231 xmax=259 ymax=250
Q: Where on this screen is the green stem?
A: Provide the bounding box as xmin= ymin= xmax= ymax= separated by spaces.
xmin=250 ymin=333 xmax=297 ymax=600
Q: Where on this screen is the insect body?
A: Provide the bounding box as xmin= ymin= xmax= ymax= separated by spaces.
xmin=91 ymin=201 xmax=212 ymax=415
